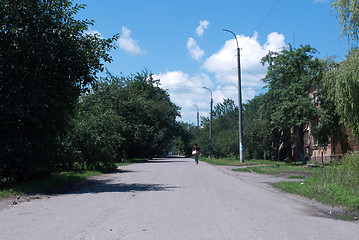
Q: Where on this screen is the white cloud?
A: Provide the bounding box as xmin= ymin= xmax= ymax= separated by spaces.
xmin=196 ymin=20 xmax=210 ymax=37
xmin=154 ymin=70 xmax=213 ymax=122
xmin=187 ymin=37 xmax=204 ymax=61
xmin=118 ymin=26 xmax=146 ymax=55
xmin=155 ymin=32 xmax=286 ymax=124
xmin=202 ymin=31 xmax=286 ymax=101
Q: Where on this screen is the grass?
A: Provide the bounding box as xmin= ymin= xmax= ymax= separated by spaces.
xmin=273 ymin=152 xmax=359 ymax=215
xmin=200 ymin=156 xmax=282 ymax=167
xmin=1 ymin=159 xmax=148 ymax=197
xmin=233 ymin=162 xmax=321 ymax=175
xmin=200 ymin=156 xmax=321 ymax=175
xmin=287 ymin=176 xmax=306 ymax=179
xmin=201 ymin=154 xmax=359 ymax=216
xmin=0 ymin=171 xmax=101 ymax=197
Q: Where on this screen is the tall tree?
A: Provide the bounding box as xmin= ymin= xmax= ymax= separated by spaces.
xmin=331 ymin=0 xmax=359 ymax=44
xmin=70 ymin=70 xmax=181 ymax=168
xmin=243 ymin=95 xmax=272 ymax=160
xmin=261 ymin=45 xmax=323 ymax=164
xmin=327 ymin=1 xmax=359 ymax=139
xmin=324 ymin=51 xmax=359 ymax=139
xmin=196 ymin=99 xmax=238 ymax=158
xmin=0 ymin=0 xmax=118 ymax=183
xmin=212 ymin=99 xmax=239 ymax=158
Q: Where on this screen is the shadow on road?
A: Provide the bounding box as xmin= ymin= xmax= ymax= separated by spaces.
xmin=71 ymin=181 xmax=178 ymax=194
xmin=148 ymin=156 xmax=188 ymax=164
xmin=147 ymin=160 xmax=187 ymax=163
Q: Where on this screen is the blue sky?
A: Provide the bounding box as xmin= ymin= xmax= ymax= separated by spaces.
xmin=74 ymin=0 xmax=349 ymax=125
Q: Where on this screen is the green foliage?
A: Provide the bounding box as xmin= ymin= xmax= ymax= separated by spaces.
xmin=195 ymin=99 xmax=239 ymax=158
xmin=200 ymin=157 xmax=285 ymax=166
xmin=243 ymin=95 xmax=271 ymax=160
xmin=261 ymin=45 xmax=322 ymax=128
xmin=316 ymin=152 xmax=359 ymax=193
xmin=68 ymin=71 xmax=180 ymax=168
xmin=329 ymin=0 xmax=359 ymax=141
xmin=311 ymin=85 xmax=343 ymax=151
xmin=176 ymin=123 xmax=200 ymax=156
xmin=331 ymin=0 xmax=359 ymax=44
xmin=324 ymin=50 xmax=359 ymax=139
xmin=0 ymin=170 xmax=101 ymax=196
xmin=260 ymin=45 xmax=324 ymax=163
xmin=0 ymin=0 xmax=118 ymax=184
xmin=274 ymin=152 xmax=359 ymax=213
xmin=233 ymin=162 xmax=320 ymax=175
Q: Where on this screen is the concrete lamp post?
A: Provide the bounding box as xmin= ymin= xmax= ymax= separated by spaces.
xmin=223 ymin=29 xmax=244 ymax=163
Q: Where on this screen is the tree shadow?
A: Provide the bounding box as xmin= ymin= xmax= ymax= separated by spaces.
xmin=70 ymin=181 xmax=178 ymax=194
xmin=38 ymin=179 xmax=178 ymax=195
xmin=147 ymin=160 xmax=187 ymax=163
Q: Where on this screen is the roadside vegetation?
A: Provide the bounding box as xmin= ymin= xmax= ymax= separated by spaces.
xmin=0 ymin=1 xmax=179 ymax=187
xmin=273 ymin=152 xmax=359 ymax=215
xmin=200 ymin=157 xmax=322 ymax=175
xmin=201 ymin=152 xmax=359 ymax=217
xmin=0 ymin=159 xmax=148 ymax=198
xmin=0 ymin=171 xmax=101 ymax=197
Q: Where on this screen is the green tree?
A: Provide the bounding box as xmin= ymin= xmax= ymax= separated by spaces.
xmin=195 ymin=99 xmax=238 ymax=158
xmin=0 ymin=0 xmax=118 ymax=183
xmin=331 ymin=0 xmax=359 ymax=44
xmin=323 ymin=51 xmax=359 ymax=139
xmin=243 ymin=95 xmax=272 ymax=160
xmin=212 ymin=99 xmax=239 ymax=158
xmin=327 ymin=1 xmax=359 ymax=140
xmin=310 ymin=79 xmax=345 ymax=153
xmin=261 ymin=45 xmax=323 ymax=164
xmin=69 ymin=70 xmax=180 ymax=167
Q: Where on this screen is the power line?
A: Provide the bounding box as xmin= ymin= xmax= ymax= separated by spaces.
xmin=254 ymin=0 xmax=281 ymax=33
xmin=240 ymin=0 xmax=281 ymax=49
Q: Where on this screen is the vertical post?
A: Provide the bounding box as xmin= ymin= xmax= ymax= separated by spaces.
xmin=194 ymin=104 xmax=199 ymax=127
xmin=237 ymin=46 xmax=244 ymax=163
xmin=210 ymin=97 xmax=213 ymax=139
xmin=202 ymin=87 xmax=213 ymax=139
xmin=197 ymin=111 xmax=199 ymax=128
xmin=223 ymin=29 xmax=244 ymax=163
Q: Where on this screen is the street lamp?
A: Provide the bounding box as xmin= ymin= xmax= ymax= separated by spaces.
xmin=223 ymin=29 xmax=244 ymax=163
xmin=193 ymin=104 xmax=199 ymax=127
xmin=202 ymin=86 xmax=213 ymax=139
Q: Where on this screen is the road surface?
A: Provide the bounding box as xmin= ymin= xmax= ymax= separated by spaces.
xmin=0 ymin=157 xmax=358 ymax=240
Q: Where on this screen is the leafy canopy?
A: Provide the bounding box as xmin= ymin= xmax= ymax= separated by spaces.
xmin=331 ymin=0 xmax=359 ymax=44
xmin=0 ymin=0 xmax=118 ymax=183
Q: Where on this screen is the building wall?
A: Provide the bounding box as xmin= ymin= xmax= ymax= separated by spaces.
xmin=307 ymin=125 xmax=359 ymax=163
xmin=306 ymin=84 xmax=359 ymax=162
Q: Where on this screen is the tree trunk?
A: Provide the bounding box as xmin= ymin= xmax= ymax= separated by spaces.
xmin=295 ymin=125 xmax=307 ymax=165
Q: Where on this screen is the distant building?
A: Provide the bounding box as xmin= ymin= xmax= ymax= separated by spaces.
xmin=305 ymin=85 xmax=359 ymax=163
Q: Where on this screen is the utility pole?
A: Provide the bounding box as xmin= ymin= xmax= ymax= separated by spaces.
xmin=202 ymin=86 xmax=212 ymax=139
xmin=193 ymin=104 xmax=199 ymax=127
xmin=223 ymin=29 xmax=244 ymax=163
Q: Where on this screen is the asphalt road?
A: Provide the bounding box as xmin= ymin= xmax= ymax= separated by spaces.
xmin=0 ymin=157 xmax=358 ymax=240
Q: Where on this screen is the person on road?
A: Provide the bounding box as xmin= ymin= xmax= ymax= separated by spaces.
xmin=192 ymin=143 xmax=201 ymax=165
